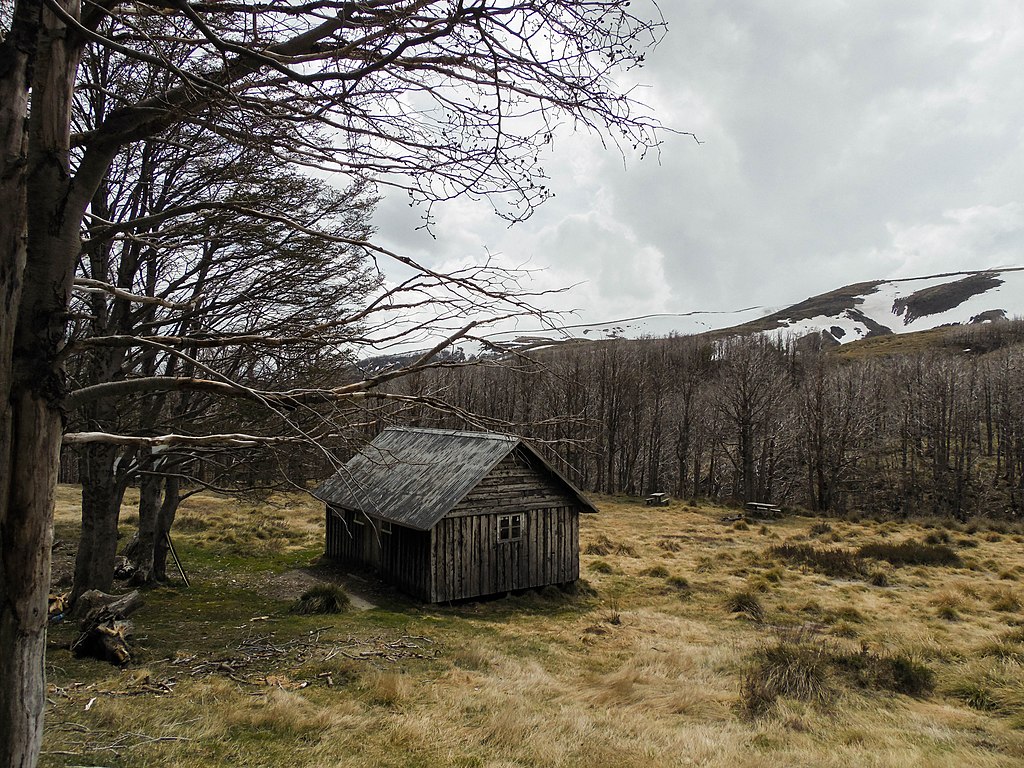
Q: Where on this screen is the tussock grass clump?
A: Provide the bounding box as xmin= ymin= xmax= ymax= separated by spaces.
xmin=768 ymin=542 xmax=866 ymax=579
xmin=451 ymin=646 xmax=494 ymax=671
xmin=945 ymin=661 xmax=1024 ymax=717
xmin=559 ymin=578 xmax=597 ymax=598
xmin=174 ymin=514 xmax=213 ymax=532
xmin=857 ymin=539 xmax=961 ymax=567
xmin=361 ymin=670 xmax=412 ymax=707
xmin=924 ymin=530 xmax=951 ymax=546
xmin=1002 ymin=626 xmax=1024 ymax=643
xmin=641 ymin=565 xmax=670 ymax=578
xmin=656 ymin=537 xmax=683 ymax=553
xmin=830 ymin=647 xmax=934 ymax=696
xmin=587 ymin=559 xmax=615 ymax=574
xmin=977 ymin=639 xmax=1024 ymax=664
xmin=584 ymin=534 xmax=637 ymax=557
xmin=289 ymin=584 xmax=350 ymax=615
xmin=666 ymin=575 xmax=691 ymax=596
xmin=725 ymin=589 xmax=765 ymax=622
xmin=742 ymin=631 xmax=935 ymax=718
xmin=948 ymin=682 xmax=1000 ymax=711
xmin=989 ymin=587 xmax=1022 ymax=612
xmin=741 ymin=632 xmax=833 ymax=717
xmin=809 ymin=522 xmax=833 ymax=537
xmin=931 ymin=590 xmax=965 ymax=621
xmin=868 ymin=569 xmax=890 ymax=587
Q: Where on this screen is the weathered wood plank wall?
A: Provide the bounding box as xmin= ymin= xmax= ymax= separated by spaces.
xmin=430 ymin=504 xmax=580 ymax=602
xmin=326 ymin=506 xmax=432 ymax=601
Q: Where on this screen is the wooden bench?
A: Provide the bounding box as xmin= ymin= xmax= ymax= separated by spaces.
xmin=645 ymin=493 xmax=670 ymax=507
xmin=745 ymin=501 xmax=782 ymax=519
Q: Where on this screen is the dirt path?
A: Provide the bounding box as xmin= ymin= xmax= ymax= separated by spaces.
xmin=260 ymin=565 xmax=378 ymax=610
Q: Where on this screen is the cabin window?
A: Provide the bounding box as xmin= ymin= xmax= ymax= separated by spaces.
xmin=497 ymin=513 xmax=523 ymax=542
xmin=380 ymin=519 xmax=393 ymax=534
xmin=353 ymin=513 xmax=365 ymax=526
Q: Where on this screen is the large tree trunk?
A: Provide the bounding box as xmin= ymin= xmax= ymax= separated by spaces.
xmin=73 ymin=442 xmax=124 ymax=602
xmin=1 ymin=2 xmax=85 ymax=764
xmin=0 ymin=15 xmax=37 ymax=763
xmin=153 ymin=476 xmax=181 ymax=582
xmin=129 ymin=467 xmax=162 ymax=585
xmin=0 ymin=396 xmax=61 ymax=768
xmin=130 ymin=471 xmax=181 ymax=584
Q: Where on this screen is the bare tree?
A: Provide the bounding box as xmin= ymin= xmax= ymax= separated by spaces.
xmin=713 ymin=336 xmax=790 ymax=503
xmin=0 ymin=2 xmax=671 ymax=762
xmin=797 ymin=356 xmax=873 ymax=513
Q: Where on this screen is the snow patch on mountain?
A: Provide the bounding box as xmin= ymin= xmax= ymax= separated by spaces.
xmin=771 ymin=269 xmax=1024 ymax=344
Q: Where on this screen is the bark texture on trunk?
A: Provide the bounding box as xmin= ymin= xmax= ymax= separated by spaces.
xmin=1 ymin=1 xmax=84 ymax=764
xmin=130 ymin=470 xmax=162 ymax=585
xmin=0 ymin=393 xmax=61 ymax=768
xmin=153 ymin=476 xmax=181 ymax=581
xmin=130 ymin=472 xmax=181 ymax=584
xmin=72 ymin=442 xmax=123 ymax=602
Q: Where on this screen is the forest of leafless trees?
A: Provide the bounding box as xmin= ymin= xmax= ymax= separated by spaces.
xmin=382 ymin=321 xmax=1024 ymax=520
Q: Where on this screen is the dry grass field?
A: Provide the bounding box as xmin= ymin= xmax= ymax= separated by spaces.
xmin=42 ymin=486 xmax=1024 ymax=767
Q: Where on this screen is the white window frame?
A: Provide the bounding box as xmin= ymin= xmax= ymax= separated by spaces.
xmin=497 ymin=513 xmax=523 ymax=543
xmin=380 ymin=519 xmax=393 ymax=534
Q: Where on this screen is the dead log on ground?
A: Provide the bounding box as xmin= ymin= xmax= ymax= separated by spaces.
xmin=70 ymin=589 xmax=144 ymax=665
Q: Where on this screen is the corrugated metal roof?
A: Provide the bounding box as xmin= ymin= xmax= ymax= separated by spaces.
xmin=314 ymin=427 xmax=596 ymax=530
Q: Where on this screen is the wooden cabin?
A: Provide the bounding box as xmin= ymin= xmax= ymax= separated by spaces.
xmin=315 ymin=427 xmax=597 ymax=602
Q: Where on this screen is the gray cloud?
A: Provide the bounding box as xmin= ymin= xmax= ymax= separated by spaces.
xmin=372 ymin=0 xmax=1024 ymax=329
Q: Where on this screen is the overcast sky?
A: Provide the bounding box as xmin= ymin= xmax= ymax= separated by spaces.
xmin=371 ymin=0 xmax=1024 ymax=338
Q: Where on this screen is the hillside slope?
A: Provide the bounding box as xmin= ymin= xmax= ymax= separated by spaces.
xmin=723 ymin=268 xmax=1024 ymax=344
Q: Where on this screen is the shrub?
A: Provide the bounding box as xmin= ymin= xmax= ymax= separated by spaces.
xmin=768 ymin=543 xmax=866 ymax=579
xmin=725 ymin=589 xmax=765 ymax=622
xmin=290 ymin=584 xmax=350 ymax=615
xmin=857 ymin=540 xmax=961 ymax=567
